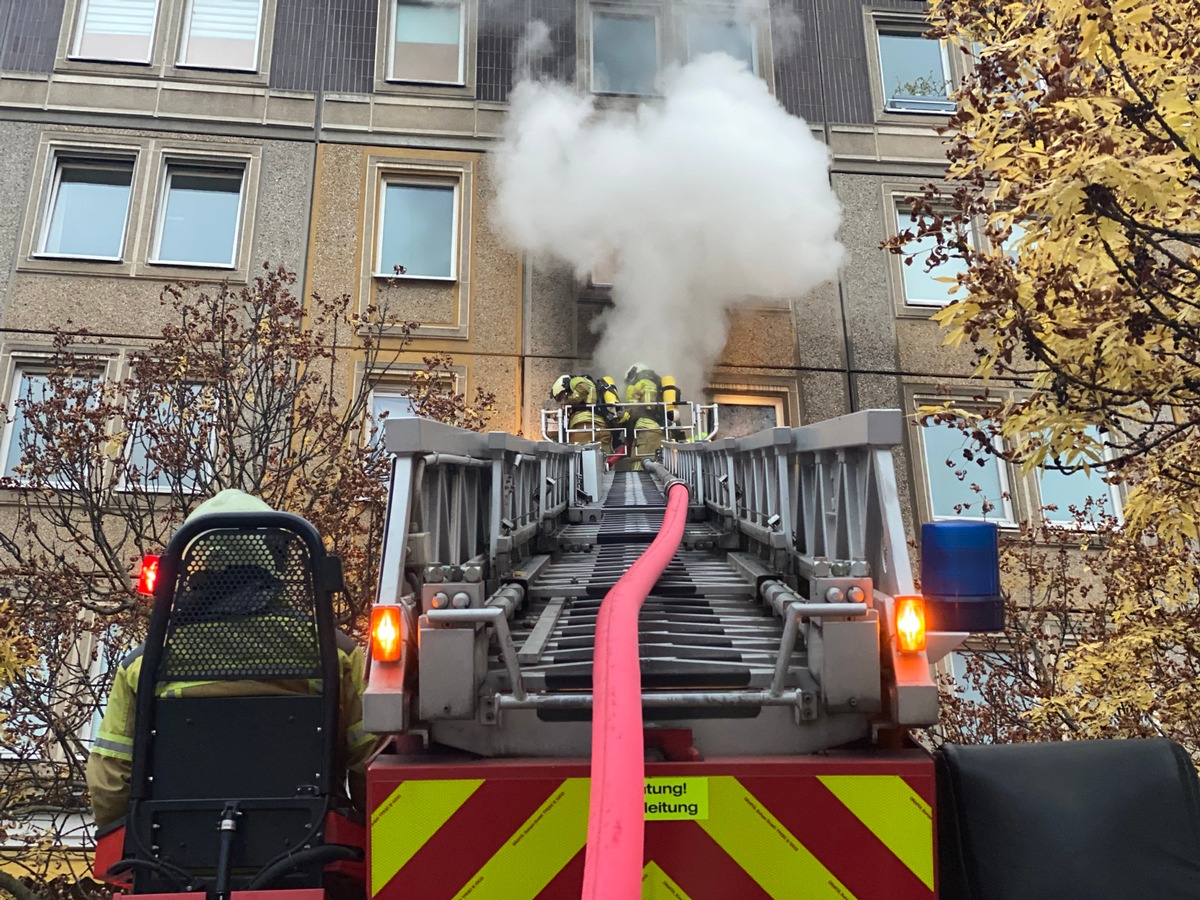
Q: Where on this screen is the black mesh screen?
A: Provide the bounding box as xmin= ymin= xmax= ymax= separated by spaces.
xmin=159 ymin=528 xmax=322 ymax=682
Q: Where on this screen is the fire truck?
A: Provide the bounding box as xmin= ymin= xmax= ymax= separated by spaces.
xmin=95 ymin=409 xmax=1200 ymax=899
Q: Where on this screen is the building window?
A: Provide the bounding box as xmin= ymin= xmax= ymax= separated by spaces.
xmin=920 ymin=418 xmax=1013 ymax=524
xmin=589 ymin=252 xmax=620 ymax=289
xmin=686 ymin=13 xmax=755 ymax=73
xmin=151 ymin=163 xmax=245 ymax=267
xmin=373 ymin=390 xmax=417 ymax=422
xmin=376 ymin=181 xmax=458 ymax=279
xmin=709 ymin=392 xmax=784 ymax=438
xmin=877 ymin=30 xmax=953 ymax=114
xmin=389 ymin=0 xmax=465 ymax=84
xmin=1036 ymin=427 xmax=1120 ymax=527
xmin=178 ymin=0 xmax=264 ymax=71
xmin=2 ymin=370 xmax=51 ymax=480
xmin=592 ymin=10 xmax=658 ymax=95
xmin=895 ymin=200 xmax=967 ymax=307
xmin=37 ymin=157 xmax=135 ymax=261
xmin=370 ymin=389 xmax=418 ymax=447
xmin=71 ymin=0 xmax=160 ymax=64
xmin=1 ymin=368 xmax=99 ymax=483
xmin=123 ymin=384 xmax=216 ymax=493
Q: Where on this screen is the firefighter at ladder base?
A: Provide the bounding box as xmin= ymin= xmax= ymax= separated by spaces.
xmin=551 ymin=374 xmax=613 ymax=454
xmin=85 ymin=489 xmax=378 ymax=829
xmin=624 ymin=363 xmax=677 ymax=468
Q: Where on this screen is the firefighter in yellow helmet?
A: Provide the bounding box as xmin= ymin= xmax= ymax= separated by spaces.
xmin=551 ymin=374 xmax=613 ymax=454
xmin=85 ymin=489 xmax=377 ymax=828
xmin=623 ymin=364 xmax=666 ymax=467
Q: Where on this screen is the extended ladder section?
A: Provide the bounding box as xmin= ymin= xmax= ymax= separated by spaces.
xmin=364 ymin=411 xmax=940 ymax=757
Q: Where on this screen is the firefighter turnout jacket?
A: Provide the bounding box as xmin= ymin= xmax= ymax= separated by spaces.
xmin=555 ymin=375 xmax=614 ymax=452
xmin=626 ymin=371 xmax=667 ymax=425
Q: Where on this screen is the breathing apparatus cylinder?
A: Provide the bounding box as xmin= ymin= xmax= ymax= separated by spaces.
xmin=599 ymin=376 xmax=628 ymax=424
xmin=660 ymin=375 xmax=680 ymax=408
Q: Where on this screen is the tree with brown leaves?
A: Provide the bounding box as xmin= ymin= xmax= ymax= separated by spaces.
xmin=0 ymin=264 xmax=494 ymax=890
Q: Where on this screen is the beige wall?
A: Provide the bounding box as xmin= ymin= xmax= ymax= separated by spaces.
xmin=306 ymin=143 xmax=523 ymax=433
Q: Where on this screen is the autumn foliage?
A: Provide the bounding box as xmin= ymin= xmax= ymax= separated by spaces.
xmin=894 ymin=1 xmax=1200 ymax=755
xmin=0 ymin=265 xmax=493 ymax=888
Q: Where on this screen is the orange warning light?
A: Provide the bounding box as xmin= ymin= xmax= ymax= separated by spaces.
xmin=371 ymin=605 xmax=402 ymax=662
xmin=137 ymin=555 xmax=160 ymax=597
xmin=895 ymin=595 xmax=927 ymax=653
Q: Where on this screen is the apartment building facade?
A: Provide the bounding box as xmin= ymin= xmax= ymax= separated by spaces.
xmin=0 ymin=0 xmax=1119 ymax=537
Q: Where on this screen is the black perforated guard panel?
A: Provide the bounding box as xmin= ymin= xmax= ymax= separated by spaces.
xmin=127 ymin=512 xmax=340 ymax=821
xmin=162 ymin=529 xmax=322 ymax=681
xmin=935 ymin=738 xmax=1200 ymax=900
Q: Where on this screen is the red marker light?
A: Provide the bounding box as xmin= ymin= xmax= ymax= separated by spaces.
xmin=137 ymin=555 xmax=160 ymax=597
xmin=371 ymin=606 xmax=402 ymax=662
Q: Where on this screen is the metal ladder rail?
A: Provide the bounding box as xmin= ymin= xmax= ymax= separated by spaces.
xmin=659 ymin=410 xmax=941 ymax=728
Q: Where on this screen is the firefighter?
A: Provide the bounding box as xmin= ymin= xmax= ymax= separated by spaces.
xmin=598 ymin=375 xmax=629 ymax=452
xmin=551 ymin=374 xmax=613 ymax=454
xmin=623 ymin=363 xmax=667 ymax=466
xmin=85 ymin=489 xmax=377 ymax=829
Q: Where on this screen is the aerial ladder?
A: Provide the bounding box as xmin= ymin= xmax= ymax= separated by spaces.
xmin=96 ymin=411 xmax=1200 ymax=900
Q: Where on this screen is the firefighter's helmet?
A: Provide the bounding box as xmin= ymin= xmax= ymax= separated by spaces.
xmin=183 ymin=489 xmax=286 ymax=576
xmin=625 ymin=363 xmax=650 ymax=385
xmin=551 ymin=375 xmax=572 ymax=401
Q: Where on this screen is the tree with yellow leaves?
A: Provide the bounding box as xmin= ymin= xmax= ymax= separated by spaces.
xmin=894 ymin=0 xmax=1200 ymax=752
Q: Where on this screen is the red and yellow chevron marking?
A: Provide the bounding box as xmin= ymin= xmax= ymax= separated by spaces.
xmin=367 ymin=755 xmax=936 ymax=900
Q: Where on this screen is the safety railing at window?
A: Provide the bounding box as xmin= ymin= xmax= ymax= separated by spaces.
xmin=540 ymin=401 xmax=719 ymax=447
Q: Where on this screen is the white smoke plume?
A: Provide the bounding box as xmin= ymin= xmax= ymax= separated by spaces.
xmin=492 ymin=53 xmax=844 ymax=392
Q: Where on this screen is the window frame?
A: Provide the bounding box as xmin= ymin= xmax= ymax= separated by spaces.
xmin=866 ymin=11 xmax=961 ymax=122
xmin=915 ymin=411 xmax=1017 ymax=527
xmin=589 ymin=5 xmax=662 ymax=97
xmin=148 ymin=160 xmax=248 ymax=269
xmin=373 ymin=177 xmax=461 ymax=282
xmin=176 ymin=0 xmax=266 ymax=74
xmin=118 ymin=381 xmax=219 ymax=495
xmin=69 ymin=0 xmax=162 ymax=65
xmin=1034 ymin=432 xmax=1124 ymax=529
xmin=372 ymin=0 xmax=477 ymax=99
xmin=54 ymin=0 xmax=276 ymax=84
xmin=705 ymin=379 xmax=798 ymax=433
xmin=683 ymin=9 xmax=759 ymax=75
xmin=33 ymin=152 xmax=138 ymax=263
xmin=1 ymin=365 xmax=50 ymax=483
xmin=20 ymin=135 xmax=261 ymax=282
xmin=885 ymin=183 xmax=981 ymax=319
xmin=708 ymin=392 xmax=786 ymax=432
xmin=368 ymin=385 xmax=421 ymax=449
xmin=364 ymin=368 xmax=464 ymax=444
xmin=0 ymin=358 xmax=110 ymax=489
xmin=385 ymin=0 xmax=468 ymax=86
xmin=889 ymin=194 xmax=973 ymax=311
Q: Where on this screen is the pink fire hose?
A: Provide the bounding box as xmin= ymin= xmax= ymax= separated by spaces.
xmin=581 ymin=477 xmax=690 ymax=900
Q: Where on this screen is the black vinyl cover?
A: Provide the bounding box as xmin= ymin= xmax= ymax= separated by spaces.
xmin=936 ymin=738 xmax=1200 ymax=900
